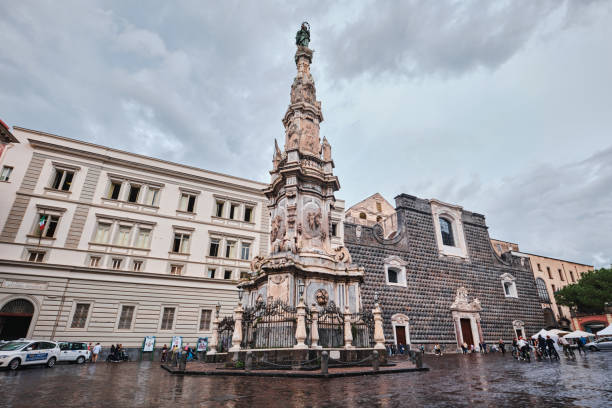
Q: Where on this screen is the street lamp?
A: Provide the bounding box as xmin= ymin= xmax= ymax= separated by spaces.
xmin=238 ymin=287 xmax=244 ymax=304
xmin=298 ymin=279 xmax=305 ymax=301
xmin=215 ymin=301 xmax=221 ymax=318
xmin=374 ymin=291 xmax=379 ymax=304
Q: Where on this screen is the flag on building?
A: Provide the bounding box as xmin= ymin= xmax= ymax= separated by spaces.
xmin=38 ymin=215 xmax=47 ymax=232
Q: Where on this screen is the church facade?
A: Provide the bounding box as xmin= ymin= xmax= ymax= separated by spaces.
xmin=345 ymin=193 xmax=545 ymax=352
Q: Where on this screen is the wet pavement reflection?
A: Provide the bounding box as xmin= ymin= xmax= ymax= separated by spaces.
xmin=1 ymin=352 xmax=610 ymax=407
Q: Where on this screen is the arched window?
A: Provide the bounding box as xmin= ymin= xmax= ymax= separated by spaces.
xmin=439 ymin=217 xmax=454 ymax=246
xmin=535 ymin=278 xmax=550 ymax=303
xmin=1 ymin=299 xmax=34 ymax=314
xmin=359 ymin=212 xmax=367 ymax=220
xmin=387 ymin=267 xmax=399 ymax=284
xmin=376 ymin=216 xmax=382 ymax=223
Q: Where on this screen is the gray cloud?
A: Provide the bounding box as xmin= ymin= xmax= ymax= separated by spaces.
xmin=0 ymin=1 xmax=611 ymax=267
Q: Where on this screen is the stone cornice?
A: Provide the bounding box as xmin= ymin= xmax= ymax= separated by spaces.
xmin=18 ymin=129 xmax=267 ymax=192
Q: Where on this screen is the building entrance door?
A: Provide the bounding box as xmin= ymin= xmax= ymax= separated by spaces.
xmin=460 ymin=318 xmax=474 ymax=347
xmin=0 ymin=299 xmax=34 ymax=340
xmin=395 ymin=326 xmax=406 ymax=345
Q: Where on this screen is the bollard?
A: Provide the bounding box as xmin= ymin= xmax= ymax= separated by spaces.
xmin=415 ymin=351 xmax=423 ymax=369
xmin=372 ymin=350 xmax=380 ymax=372
xmin=178 ymin=353 xmax=187 ymax=371
xmin=321 ymin=351 xmax=329 ymax=375
xmin=245 ymin=351 xmax=253 ymax=373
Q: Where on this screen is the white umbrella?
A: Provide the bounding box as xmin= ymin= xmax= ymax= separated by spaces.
xmin=597 ymin=324 xmax=612 ymax=336
xmin=548 ymin=329 xmax=571 ymax=336
xmin=531 ymin=329 xmax=549 ymax=339
xmin=564 ymin=330 xmax=596 ymax=339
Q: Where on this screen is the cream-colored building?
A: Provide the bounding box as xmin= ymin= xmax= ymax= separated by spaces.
xmin=0 ymin=126 xmax=273 ymax=353
xmin=345 ymin=193 xmax=398 ymax=237
xmin=490 ymin=238 xmax=593 ymax=330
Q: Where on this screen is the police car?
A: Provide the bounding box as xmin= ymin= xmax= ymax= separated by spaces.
xmin=58 ymin=341 xmax=91 ymax=364
xmin=0 ymin=340 xmax=60 ymax=370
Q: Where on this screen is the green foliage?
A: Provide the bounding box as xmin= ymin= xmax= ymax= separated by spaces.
xmin=234 ymin=360 xmax=245 ymax=369
xmin=554 ymin=268 xmax=612 ymax=313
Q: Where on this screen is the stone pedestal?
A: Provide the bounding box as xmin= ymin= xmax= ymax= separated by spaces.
xmin=344 ymin=306 xmax=354 ymax=349
xmin=229 ymin=305 xmax=243 ymax=352
xmin=310 ymin=305 xmax=321 ymax=349
xmin=373 ymin=304 xmax=386 ymax=350
xmin=294 ymin=299 xmax=308 ymax=349
xmin=208 ymin=316 xmax=219 ymax=355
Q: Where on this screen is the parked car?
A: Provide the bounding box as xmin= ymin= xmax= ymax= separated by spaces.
xmin=58 ymin=342 xmax=91 ymax=364
xmin=0 ymin=340 xmax=60 ymax=370
xmin=585 ymin=337 xmax=612 ymax=351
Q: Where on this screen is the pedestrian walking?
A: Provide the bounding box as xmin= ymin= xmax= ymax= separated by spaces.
xmin=576 ymin=337 xmax=586 ymax=355
xmin=92 ymin=343 xmax=101 ymax=363
xmin=498 ymin=339 xmax=506 ymax=354
xmin=161 ymin=344 xmax=168 ymax=362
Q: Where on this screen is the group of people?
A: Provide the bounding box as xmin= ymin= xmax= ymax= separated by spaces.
xmin=161 ymin=343 xmax=198 ymax=363
xmin=107 ymin=343 xmax=129 ymax=362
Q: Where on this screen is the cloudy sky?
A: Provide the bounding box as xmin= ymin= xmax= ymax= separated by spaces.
xmin=1 ymin=1 xmax=611 ymax=267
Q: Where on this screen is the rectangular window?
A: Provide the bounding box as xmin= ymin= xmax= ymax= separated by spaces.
xmin=89 ymin=256 xmax=101 ymax=267
xmin=209 ymin=238 xmax=220 ymax=257
xmin=114 ymin=226 xmax=132 ymax=246
xmin=172 ymin=233 xmax=190 ymax=253
xmin=108 ymin=181 xmax=122 ymax=200
xmin=51 ymin=168 xmax=74 ymax=191
xmin=118 ymin=305 xmax=135 ymax=330
xmin=537 ymin=263 xmax=542 ymax=271
xmin=229 ymin=203 xmax=239 ymax=220
xmin=215 ymin=201 xmax=225 ymax=217
xmin=207 ymin=268 xmax=216 ymax=279
xmin=160 ymin=307 xmax=175 ymax=330
xmin=0 ymin=166 xmax=13 ymax=181
xmin=94 ymin=223 xmax=111 ymax=243
xmin=244 ymin=206 xmax=253 ymax=222
xmin=34 ymin=214 xmax=60 ymax=238
xmin=28 ymin=251 xmax=45 ymax=262
xmin=547 ymin=267 xmax=552 ymax=279
xmin=241 ymin=242 xmax=251 ymax=260
xmin=135 ymin=228 xmax=151 ymax=249
xmin=569 ymin=271 xmax=575 ymax=283
xmin=225 ymin=240 xmax=236 ymax=258
xmin=558 ymin=269 xmax=564 ymax=281
xmin=127 ymin=185 xmax=140 ymax=203
xmin=179 ymin=194 xmax=196 ymax=212
xmin=111 ymin=258 xmax=123 ymax=269
xmin=376 ymin=202 xmax=382 ymax=212
xmin=552 ymin=284 xmax=556 ymax=293
xmin=170 ymin=264 xmax=183 ymax=276
xmin=199 ymin=309 xmax=212 ymax=331
xmin=132 ymin=260 xmax=143 ymax=271
xmin=144 ymin=188 xmax=159 ymax=206
xmin=224 ymin=270 xmax=233 ymax=280
xmin=70 ymin=303 xmax=90 ymax=328
xmin=331 ymin=222 xmax=338 ymax=237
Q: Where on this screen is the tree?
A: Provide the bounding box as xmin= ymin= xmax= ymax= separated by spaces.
xmin=554 ymin=268 xmax=612 ymax=314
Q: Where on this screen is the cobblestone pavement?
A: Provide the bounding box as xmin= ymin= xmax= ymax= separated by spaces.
xmin=1 ymin=352 xmax=610 ymax=407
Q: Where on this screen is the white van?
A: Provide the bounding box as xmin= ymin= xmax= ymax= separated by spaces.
xmin=58 ymin=342 xmax=91 ymax=364
xmin=0 ymin=340 xmax=61 ymax=370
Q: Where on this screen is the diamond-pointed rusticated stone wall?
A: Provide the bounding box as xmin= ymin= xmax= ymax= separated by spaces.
xmin=345 ymin=193 xmax=544 ymax=350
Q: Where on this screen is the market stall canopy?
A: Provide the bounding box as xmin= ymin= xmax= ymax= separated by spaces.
xmin=596 ymin=324 xmax=612 ymax=336
xmin=531 ymin=329 xmax=549 ymax=339
xmin=564 ymin=330 xmax=596 ymax=339
xmin=548 ymin=329 xmax=571 ymax=336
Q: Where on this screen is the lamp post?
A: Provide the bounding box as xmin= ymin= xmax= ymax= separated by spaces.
xmin=238 ymin=287 xmax=244 ymax=306
xmin=215 ymin=301 xmax=221 ymax=318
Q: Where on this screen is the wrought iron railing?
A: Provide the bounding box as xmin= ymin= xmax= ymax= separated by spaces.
xmin=318 ymin=302 xmax=344 ymax=348
xmin=241 ymin=300 xmax=297 ymax=349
